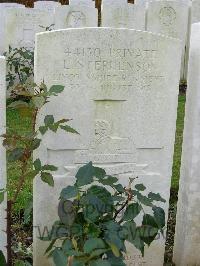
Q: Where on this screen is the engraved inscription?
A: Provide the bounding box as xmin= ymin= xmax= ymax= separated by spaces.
xmin=66 ymin=11 xmax=86 ymax=27
xmin=56 ymin=46 xmax=165 ymax=92
xmin=125 ymin=254 xmax=147 ymax=266
xmin=159 ymin=7 xmax=176 ymax=26
xmin=113 ymin=8 xmax=129 ymax=27
xmin=18 ymin=28 xmax=34 ymax=48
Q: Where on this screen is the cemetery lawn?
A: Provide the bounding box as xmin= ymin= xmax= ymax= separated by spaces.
xmin=7 ymin=107 xmax=33 ymax=212
xmin=171 ymin=93 xmax=186 ymax=191
xmin=7 ymin=94 xmax=186 ymax=213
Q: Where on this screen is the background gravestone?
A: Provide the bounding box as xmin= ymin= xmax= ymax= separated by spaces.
xmin=0 ymin=56 xmax=6 ymax=258
xmin=101 ymin=0 xmax=127 ymax=7
xmin=4 ymin=8 xmax=55 ymax=52
xmin=146 ymin=0 xmax=189 ymax=80
xmin=69 ymin=0 xmax=95 ymax=7
xmin=173 ymin=22 xmax=200 ymax=266
xmin=34 ymin=1 xmax=61 ymax=11
xmin=101 ymin=3 xmax=145 ymax=30
xmin=33 ymin=28 xmax=182 ymax=266
xmin=0 ymin=3 xmax=25 ymax=55
xmin=55 ymin=5 xmax=98 ymax=29
xmin=191 ymin=0 xmax=200 ymax=23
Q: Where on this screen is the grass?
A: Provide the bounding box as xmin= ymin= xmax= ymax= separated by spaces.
xmin=6 ymin=94 xmax=186 ymax=213
xmin=171 ymin=94 xmax=186 ymax=190
xmin=7 ymin=108 xmax=32 ymax=213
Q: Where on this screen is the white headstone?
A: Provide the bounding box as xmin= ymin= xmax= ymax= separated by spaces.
xmin=0 ymin=56 xmax=6 ymax=258
xmin=146 ymin=1 xmax=189 ymax=80
xmin=55 ymin=5 xmax=98 ymax=29
xmin=34 ymin=1 xmax=61 ymax=11
xmin=101 ymin=3 xmax=145 ymax=30
xmin=191 ymin=0 xmax=200 ymax=23
xmin=0 ymin=3 xmax=25 ymax=55
xmin=102 ymin=0 xmax=127 ymax=6
xmin=135 ymin=0 xmax=191 ymax=6
xmin=69 ymin=0 xmax=95 ymax=7
xmin=33 ymin=28 xmax=182 ymax=266
xmin=101 ymin=0 xmax=128 ymax=10
xmin=4 ymin=8 xmax=55 ymax=51
xmin=173 ymin=22 xmax=200 ymax=266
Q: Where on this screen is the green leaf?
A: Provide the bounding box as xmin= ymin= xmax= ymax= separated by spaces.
xmin=24 ymin=198 xmax=33 ymax=224
xmin=41 ymin=172 xmax=54 ymax=187
xmin=105 ymin=230 xmax=125 ymax=253
xmin=45 ymin=239 xmax=57 ymax=254
xmin=84 ymin=238 xmax=106 ymax=253
xmin=60 ymin=125 xmax=79 ymax=134
xmin=90 ymin=260 xmax=111 ymax=266
xmin=8 ymin=148 xmax=24 ymax=162
xmin=0 ymin=250 xmax=6 ymax=266
xmin=106 ymin=251 xmax=126 ymax=266
xmin=139 ymin=225 xmax=158 ymax=238
xmin=135 ymin=183 xmax=146 ymax=191
xmin=113 ymin=184 xmax=125 ymax=193
xmin=39 ymin=126 xmax=48 ymax=135
xmin=32 ymin=96 xmax=45 ymax=108
xmin=93 ymin=167 xmax=106 ymax=179
xmin=109 ymin=243 xmax=120 ymax=257
xmin=132 ymin=229 xmax=145 ymax=256
xmin=44 ymin=115 xmax=54 ymax=126
xmin=87 ymin=185 xmax=113 ymax=204
xmin=123 ymin=203 xmax=142 ymax=221
xmin=72 ymin=260 xmax=85 ymax=266
xmin=122 ymin=221 xmax=137 ymax=242
xmin=82 ymin=195 xmax=102 ymax=222
xmin=62 ymin=239 xmax=73 ymax=253
xmin=34 ymin=158 xmax=42 ymax=171
xmin=98 ymin=175 xmax=118 ymax=186
xmin=52 ymin=248 xmax=68 ymax=266
xmin=31 ymin=138 xmax=41 ymax=150
xmin=89 ymin=248 xmax=108 ymax=259
xmin=153 ymin=206 xmax=165 ymax=229
xmin=142 ymin=214 xmax=158 ymax=228
xmin=60 ymin=186 xmax=78 ymax=200
xmin=42 ymin=164 xmax=58 ymax=171
xmin=148 ymin=192 xmax=166 ymax=203
xmin=49 ymin=85 xmax=64 ymax=95
xmin=103 ymin=221 xmax=120 ymax=232
xmin=136 ymin=192 xmax=153 ymax=207
xmin=58 ymin=199 xmax=75 ymax=226
xmin=49 ymin=123 xmax=59 ymax=133
xmin=0 ymin=190 xmax=5 ymax=204
xmin=138 ymin=225 xmax=158 ymax=246
xmin=76 ymin=162 xmax=94 ymax=187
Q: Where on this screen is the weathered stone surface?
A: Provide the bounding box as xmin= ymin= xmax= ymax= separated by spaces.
xmin=69 ymin=0 xmax=95 ymax=7
xmin=102 ymin=0 xmax=127 ymax=7
xmin=4 ymin=8 xmax=55 ymax=51
xmin=0 ymin=3 xmax=24 ymax=54
xmin=34 ymin=1 xmax=61 ymax=11
xmin=55 ymin=5 xmax=98 ymax=29
xmin=146 ymin=0 xmax=189 ymax=80
xmin=191 ymin=0 xmax=200 ymax=23
xmin=101 ymin=3 xmax=145 ymax=29
xmin=173 ymin=22 xmax=200 ymax=266
xmin=135 ymin=0 xmax=191 ymax=6
xmin=0 ymin=56 xmax=6 ymax=257
xmin=33 ymin=28 xmax=182 ymax=266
